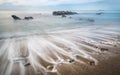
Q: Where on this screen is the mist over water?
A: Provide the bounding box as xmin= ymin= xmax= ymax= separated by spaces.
xmin=0 ymin=10 xmax=120 ymax=38
xmin=0 ymin=10 xmax=120 ymax=75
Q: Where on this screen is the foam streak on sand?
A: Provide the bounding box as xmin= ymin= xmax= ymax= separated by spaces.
xmin=0 ymin=26 xmax=120 ymax=75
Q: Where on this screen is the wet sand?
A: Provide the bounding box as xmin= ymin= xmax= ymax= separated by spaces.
xmin=0 ymin=38 xmax=120 ymax=75
xmin=0 ymin=27 xmax=120 ymax=75
xmin=46 ymin=46 xmax=120 ymax=75
xmin=11 ymin=51 xmax=120 ymax=75
xmin=85 ymin=55 xmax=120 ymax=75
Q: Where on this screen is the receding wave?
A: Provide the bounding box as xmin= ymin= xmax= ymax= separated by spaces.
xmin=0 ymin=26 xmax=120 ymax=75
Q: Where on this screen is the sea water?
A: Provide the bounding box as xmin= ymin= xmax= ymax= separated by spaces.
xmin=0 ymin=10 xmax=120 ymax=39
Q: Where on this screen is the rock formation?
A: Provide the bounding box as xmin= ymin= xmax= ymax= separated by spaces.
xmin=11 ymin=15 xmax=21 ymax=20
xmin=24 ymin=16 xmax=33 ymax=20
xmin=11 ymin=15 xmax=33 ymax=20
xmin=53 ymin=11 xmax=77 ymax=16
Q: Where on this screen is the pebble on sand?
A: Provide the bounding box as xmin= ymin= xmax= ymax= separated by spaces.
xmin=114 ymin=45 xmax=117 ymax=47
xmin=75 ymin=55 xmax=95 ymax=66
xmin=88 ymin=61 xmax=95 ymax=66
xmin=24 ymin=62 xmax=31 ymax=67
xmin=67 ymin=59 xmax=75 ymax=63
xmin=47 ymin=65 xmax=58 ymax=73
xmin=47 ymin=65 xmax=54 ymax=70
xmin=100 ymin=48 xmax=109 ymax=52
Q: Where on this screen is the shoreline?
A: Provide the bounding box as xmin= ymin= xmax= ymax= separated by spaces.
xmin=0 ymin=27 xmax=120 ymax=75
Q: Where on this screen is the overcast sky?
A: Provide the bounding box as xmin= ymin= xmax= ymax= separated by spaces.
xmin=0 ymin=0 xmax=120 ymax=10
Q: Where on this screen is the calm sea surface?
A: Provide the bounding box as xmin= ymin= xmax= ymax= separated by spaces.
xmin=0 ymin=10 xmax=120 ymax=39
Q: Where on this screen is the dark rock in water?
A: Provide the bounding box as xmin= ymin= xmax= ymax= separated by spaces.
xmin=96 ymin=12 xmax=103 ymax=15
xmin=0 ymin=37 xmax=5 ymax=40
xmin=24 ymin=62 xmax=31 ymax=67
xmin=100 ymin=48 xmax=109 ymax=52
xmin=69 ymin=16 xmax=72 ymax=19
xmin=11 ymin=15 xmax=21 ymax=20
xmin=11 ymin=15 xmax=33 ymax=20
xmin=24 ymin=16 xmax=33 ymax=20
xmin=53 ymin=11 xmax=77 ymax=16
xmin=61 ymin=14 xmax=66 ymax=18
xmin=87 ymin=18 xmax=95 ymax=22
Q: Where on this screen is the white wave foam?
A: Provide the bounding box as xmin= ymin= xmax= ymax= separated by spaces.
xmin=0 ymin=26 xmax=120 ymax=75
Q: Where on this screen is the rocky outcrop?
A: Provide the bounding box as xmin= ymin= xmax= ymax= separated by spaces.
xmin=24 ymin=16 xmax=33 ymax=20
xmin=11 ymin=15 xmax=33 ymax=20
xmin=96 ymin=12 xmax=103 ymax=15
xmin=11 ymin=15 xmax=21 ymax=20
xmin=53 ymin=11 xmax=78 ymax=16
xmin=61 ymin=14 xmax=66 ymax=18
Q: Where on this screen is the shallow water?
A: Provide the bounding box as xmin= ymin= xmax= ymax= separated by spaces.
xmin=0 ymin=10 xmax=120 ymax=38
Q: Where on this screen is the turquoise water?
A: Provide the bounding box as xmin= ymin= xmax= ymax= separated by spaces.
xmin=0 ymin=10 xmax=120 ymax=39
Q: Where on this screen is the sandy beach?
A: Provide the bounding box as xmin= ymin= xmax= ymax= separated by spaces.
xmin=0 ymin=39 xmax=120 ymax=75
xmin=0 ymin=27 xmax=120 ymax=75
